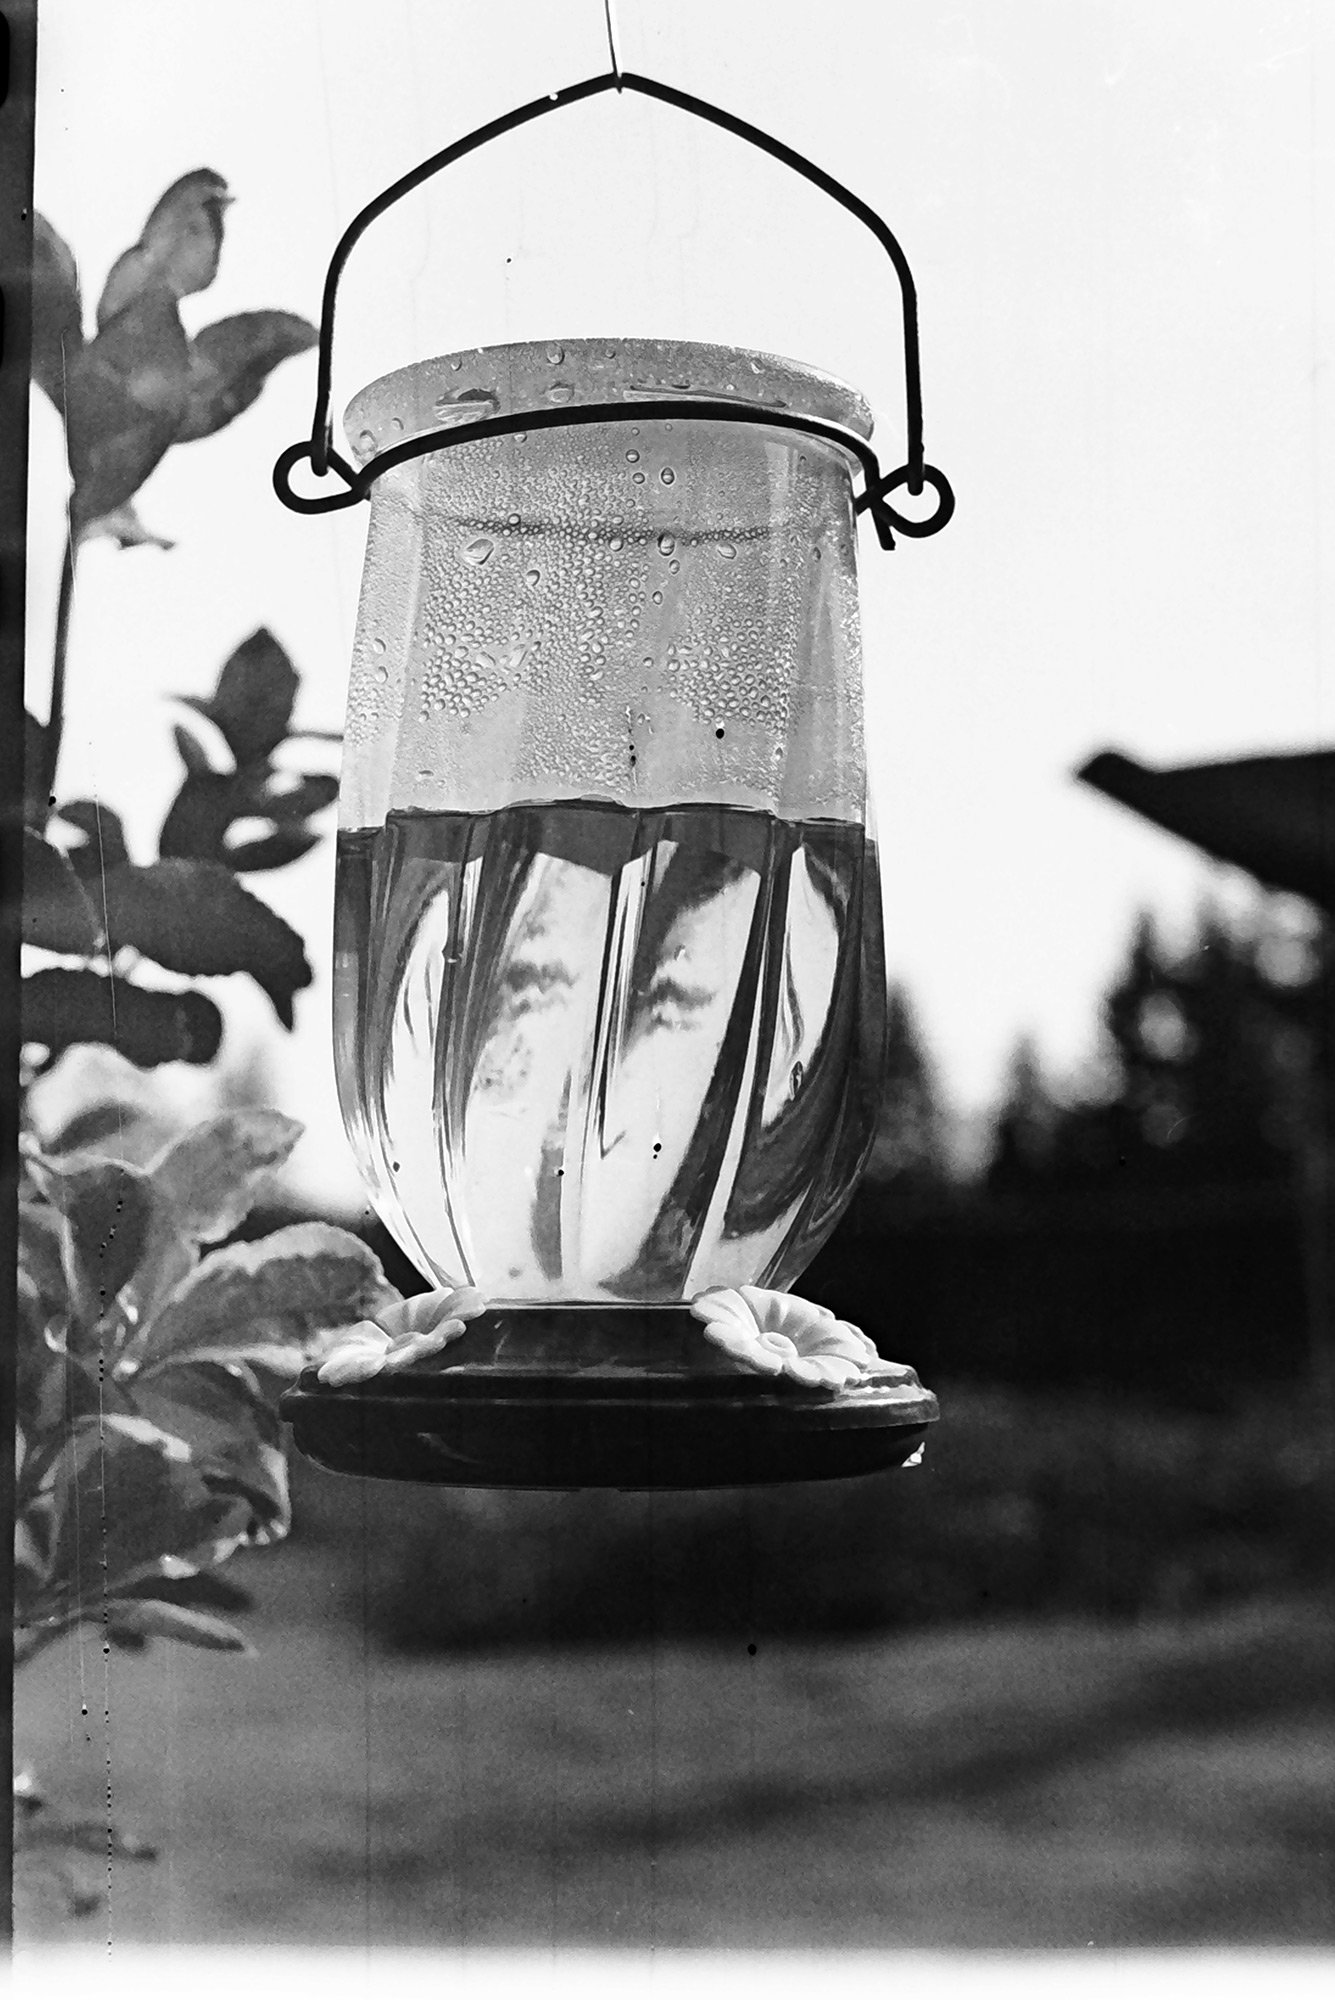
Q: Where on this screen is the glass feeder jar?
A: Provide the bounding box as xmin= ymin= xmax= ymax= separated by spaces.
xmin=332 ymin=338 xmax=887 ymax=1316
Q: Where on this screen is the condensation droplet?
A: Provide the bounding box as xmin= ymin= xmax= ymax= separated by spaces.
xmin=547 ymin=382 xmax=574 ymax=405
xmin=524 ymin=567 xmax=541 ymax=587
xmin=718 ymin=542 xmax=736 ymax=561
xmin=371 ymin=637 xmax=386 ymax=654
xmin=657 ymin=533 xmax=676 ymax=556
xmin=374 ymin=665 xmax=388 ymax=684
xmin=609 ymin=536 xmax=623 ymax=552
xmin=625 ymin=449 xmax=640 ymax=463
xmin=450 ymin=356 xmax=463 ymax=371
xmin=632 ymin=472 xmax=646 ymax=484
xmin=389 ymin=414 xmax=404 ymax=434
xmin=660 ymin=467 xmax=676 ymax=486
xmin=668 ymin=560 xmax=680 ymax=574
xmin=651 ymin=590 xmax=663 ymax=604
xmin=507 ymin=512 xmax=520 ymax=526
xmin=461 ymin=537 xmax=494 ymax=566
xmin=547 ymin=344 xmax=565 ymax=365
xmin=357 ymin=429 xmax=376 ymax=451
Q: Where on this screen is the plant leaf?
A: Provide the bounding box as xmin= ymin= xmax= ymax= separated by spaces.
xmin=43 ymin=1423 xmax=249 ymax=1607
xmin=102 ymin=1597 xmax=251 ymax=1653
xmin=96 ymin=170 xmax=231 ymax=325
xmin=148 ymin=1107 xmax=304 ymax=1243
xmin=157 ymin=770 xmax=239 ymax=863
xmin=132 ymin=1360 xmax=289 ymax=1541
xmin=21 ymin=831 xmax=103 ymax=953
xmin=36 ymin=1154 xmax=154 ymax=1335
xmin=122 ymin=1567 xmax=251 ymax=1612
xmin=184 ymin=629 xmax=299 ymax=764
xmin=222 ymin=828 xmax=322 ymax=873
xmin=98 ymin=860 xmax=312 ymax=1027
xmin=43 ymin=1100 xmax=147 ymax=1157
xmin=50 ymin=800 xmax=131 ymax=877
xmin=22 ymin=968 xmax=224 ymax=1068
xmin=30 ymin=215 xmax=84 ymax=411
xmin=138 ymin=1222 xmax=397 ymax=1376
xmin=78 ymin=502 xmax=176 ymax=551
xmin=177 ymin=311 xmax=317 ymax=443
xmin=64 ymin=284 xmax=192 ymax=531
xmin=25 ymin=712 xmax=52 ymax=828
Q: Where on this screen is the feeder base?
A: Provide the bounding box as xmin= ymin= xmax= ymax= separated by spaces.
xmin=280 ymin=1305 xmax=938 ymax=1489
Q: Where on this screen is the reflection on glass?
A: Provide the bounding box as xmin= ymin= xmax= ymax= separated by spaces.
xmin=334 ymin=800 xmax=885 ymax=1301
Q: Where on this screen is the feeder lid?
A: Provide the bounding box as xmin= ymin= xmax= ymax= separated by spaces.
xmin=344 ymin=337 xmax=873 ymax=467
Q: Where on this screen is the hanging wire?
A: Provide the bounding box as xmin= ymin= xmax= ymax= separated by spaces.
xmin=274 ymin=62 xmax=954 ymax=548
xmin=603 ymin=0 xmax=623 ymax=89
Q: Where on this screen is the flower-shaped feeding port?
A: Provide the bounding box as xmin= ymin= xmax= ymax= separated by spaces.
xmin=691 ymin=1286 xmax=915 ymax=1391
xmin=317 ymin=1287 xmax=486 ymax=1387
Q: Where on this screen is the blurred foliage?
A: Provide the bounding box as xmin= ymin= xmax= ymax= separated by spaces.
xmin=15 ymin=167 xmax=357 ymax=1921
xmin=988 ymin=901 xmax=1331 ymax=1196
xmin=32 ymin=170 xmax=314 ymax=547
xmin=865 ymin=982 xmax=949 ymax=1192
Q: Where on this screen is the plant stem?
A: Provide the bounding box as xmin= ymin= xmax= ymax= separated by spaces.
xmin=42 ymin=529 xmax=77 ymax=819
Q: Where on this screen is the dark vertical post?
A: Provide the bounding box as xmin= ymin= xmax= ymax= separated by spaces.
xmin=0 ymin=0 xmax=38 ymax=1956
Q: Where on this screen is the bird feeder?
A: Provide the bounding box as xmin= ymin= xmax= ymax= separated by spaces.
xmin=274 ymin=69 xmax=952 ymax=1488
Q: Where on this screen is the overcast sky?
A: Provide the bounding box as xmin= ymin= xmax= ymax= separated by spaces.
xmin=28 ymin=0 xmax=1335 ymax=1211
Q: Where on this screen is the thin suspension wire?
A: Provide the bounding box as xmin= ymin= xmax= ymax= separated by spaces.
xmin=603 ymin=0 xmax=622 ymax=88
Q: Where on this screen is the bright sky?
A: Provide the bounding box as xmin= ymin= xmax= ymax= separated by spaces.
xmin=28 ymin=0 xmax=1335 ymax=1212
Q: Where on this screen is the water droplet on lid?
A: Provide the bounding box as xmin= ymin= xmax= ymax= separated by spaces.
xmin=371 ymin=637 xmax=386 ymax=654
xmin=547 ymin=382 xmax=574 ymax=405
xmin=609 ymin=536 xmax=623 ymax=551
xmin=523 ymin=565 xmax=540 ymax=588
xmin=660 ymin=467 xmax=676 ymax=486
xmin=389 ymin=414 xmax=404 ymax=434
xmin=715 ymin=726 xmax=726 ymax=739
xmin=461 ymin=537 xmax=494 ymax=566
xmin=547 ymin=344 xmax=565 ymax=365
xmin=718 ymin=542 xmax=736 ymax=560
xmin=632 ymin=472 xmax=646 ymax=484
xmin=625 ymin=449 xmax=640 ymax=463
xmin=651 ymin=590 xmax=663 ymax=604
xmin=374 ymin=665 xmax=388 ymax=684
xmin=657 ymin=533 xmax=676 ymax=556
xmin=358 ymin=429 xmax=376 ymax=451
xmin=507 ymin=512 xmax=520 ymax=526
xmin=449 ymin=357 xmax=463 ymax=371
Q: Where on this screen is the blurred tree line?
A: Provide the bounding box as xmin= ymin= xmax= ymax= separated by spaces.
xmin=809 ymin=898 xmax=1332 ymax=1404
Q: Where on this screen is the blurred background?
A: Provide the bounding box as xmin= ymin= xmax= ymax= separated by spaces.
xmin=17 ymin=0 xmax=1335 ymax=1954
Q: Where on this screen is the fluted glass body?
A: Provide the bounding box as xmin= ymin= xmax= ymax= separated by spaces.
xmin=333 ymin=340 xmax=886 ymax=1303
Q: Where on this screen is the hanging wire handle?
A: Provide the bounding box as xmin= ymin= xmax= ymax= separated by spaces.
xmin=274 ymin=69 xmax=954 ymax=549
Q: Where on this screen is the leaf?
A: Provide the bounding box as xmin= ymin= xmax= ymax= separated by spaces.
xmin=172 ymin=722 xmax=219 ymax=779
xmin=252 ymin=772 xmax=340 ymax=823
xmin=50 ymin=800 xmax=131 ymax=878
xmin=98 ymin=860 xmax=312 ymax=1026
xmin=102 ymin=1598 xmax=251 ymax=1654
xmin=121 ymin=1567 xmax=252 ymax=1614
xmin=43 ymin=1423 xmax=249 ymax=1605
xmin=78 ymin=502 xmax=175 ymax=551
xmin=22 ymin=967 xmax=224 ymax=1068
xmin=25 ymin=712 xmax=52 ymax=828
xmin=157 ymin=770 xmax=239 ymax=862
xmin=20 ymin=831 xmax=103 ymax=953
xmin=43 ymin=1099 xmax=147 ymax=1157
xmin=138 ymin=1221 xmax=397 ymax=1376
xmin=182 ymin=629 xmax=299 ymax=764
xmin=96 ymin=170 xmax=231 ymax=326
xmin=37 ymin=1154 xmax=154 ymax=1334
xmin=64 ymin=284 xmax=192 ymax=530
xmin=223 ymin=828 xmax=321 ymax=873
xmin=149 ymin=1107 xmax=304 ymax=1243
xmin=177 ymin=311 xmax=317 ymax=443
xmin=132 ymin=1360 xmax=289 ymax=1541
xmin=30 ymin=215 xmax=84 ymax=410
